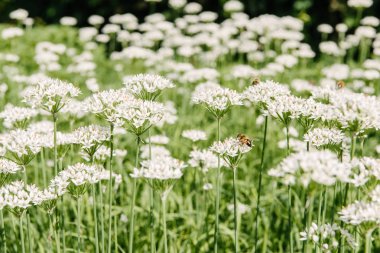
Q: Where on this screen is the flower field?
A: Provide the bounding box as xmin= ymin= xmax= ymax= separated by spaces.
xmin=0 ymin=0 xmax=380 ymax=252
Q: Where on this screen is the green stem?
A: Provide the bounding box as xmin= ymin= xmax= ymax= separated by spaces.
xmin=92 ymin=184 xmax=99 ymax=253
xmin=99 ymin=183 xmax=105 ymax=253
xmin=286 ymin=125 xmax=290 ymax=156
xmin=19 ymin=215 xmax=25 ymax=253
xmin=148 ymin=129 xmax=155 ymax=253
xmin=0 ymin=210 xmax=6 ymax=253
xmin=350 ymin=135 xmax=356 ymax=161
xmin=365 ymin=228 xmax=376 ymax=253
xmin=214 ymin=117 xmax=221 ymax=253
xmin=288 ymin=185 xmax=294 ymax=253
xmin=254 ymin=116 xmax=268 ymax=252
xmin=233 ymin=168 xmax=238 ymax=253
xmin=77 ymin=197 xmax=81 ymax=253
xmin=162 ymin=196 xmax=168 ymax=253
xmin=53 ymin=113 xmax=58 ymax=176
xmin=128 ymin=136 xmax=140 ymax=253
xmin=25 ymin=212 xmax=32 ymax=253
xmin=107 ymin=123 xmax=114 ymax=253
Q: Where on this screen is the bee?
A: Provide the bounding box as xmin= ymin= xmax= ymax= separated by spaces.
xmin=251 ymin=76 xmax=261 ymax=86
xmin=237 ymin=133 xmax=252 ymax=147
xmin=336 ymin=80 xmax=345 ymax=89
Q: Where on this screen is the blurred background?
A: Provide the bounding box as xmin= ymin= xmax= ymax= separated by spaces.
xmin=1 ymin=0 xmax=379 ymax=47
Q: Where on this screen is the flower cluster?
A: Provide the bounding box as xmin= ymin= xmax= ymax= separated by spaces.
xmin=0 ymin=104 xmax=38 ymax=129
xmin=300 ymin=223 xmax=356 ymax=252
xmin=192 ymin=84 xmax=242 ymax=119
xmin=72 ymin=124 xmax=110 ymax=156
xmin=304 ymin=127 xmax=345 ymax=150
xmin=23 ymin=77 xmax=80 ymax=114
xmin=210 ymin=136 xmax=252 ymax=168
xmin=124 ymin=74 xmax=174 ymax=100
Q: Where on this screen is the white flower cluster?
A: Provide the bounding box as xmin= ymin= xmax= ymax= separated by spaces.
xmin=210 ymin=137 xmax=252 ymax=168
xmin=0 ymin=158 xmax=21 ymax=175
xmin=243 ymin=80 xmax=290 ymax=108
xmin=23 ymin=77 xmax=80 ymax=113
xmin=304 ymin=127 xmax=345 ymax=148
xmin=131 ymin=156 xmax=186 ymax=180
xmin=227 ymin=202 xmax=251 ymax=215
xmin=182 ymin=129 xmax=207 ymax=142
xmin=0 ymin=129 xmax=42 ymax=164
xmin=0 ymin=181 xmax=41 ymax=214
xmin=0 ymin=104 xmax=38 ymax=129
xmin=116 ymin=99 xmax=165 ymax=136
xmin=86 ymin=88 xmax=132 ymax=124
xmin=268 ymin=151 xmax=348 ymax=186
xmin=192 ymin=84 xmax=242 ymax=118
xmin=339 ymin=183 xmax=380 ymax=225
xmin=59 ymin=163 xmax=105 ymax=186
xmin=188 ymin=149 xmax=219 ymax=172
xmin=300 ymin=223 xmax=356 ymax=252
xmin=73 ymin=124 xmax=110 ymax=151
xmin=124 ymin=74 xmax=174 ymax=100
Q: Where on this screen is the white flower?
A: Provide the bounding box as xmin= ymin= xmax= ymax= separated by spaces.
xmin=300 ymin=223 xmax=356 ymax=252
xmin=116 ymin=99 xmax=165 ymax=136
xmin=0 ymin=158 xmax=22 ymax=175
xmin=182 ymin=130 xmax=207 ymax=142
xmin=73 ymin=125 xmax=110 ymax=153
xmin=0 ymin=104 xmax=38 ymax=129
xmin=123 ymin=74 xmax=174 ymax=100
xmin=131 ymin=156 xmax=186 ymax=180
xmin=224 ymin=0 xmax=244 ymax=12
xmin=140 ymin=145 xmax=171 ymax=159
xmin=304 ymin=128 xmax=345 ymax=149
xmin=348 ymin=0 xmax=373 ymax=8
xmin=148 ymin=135 xmax=170 ymax=145
xmin=188 ymin=149 xmax=219 ymax=172
xmin=23 ymin=77 xmax=80 ymax=114
xmin=192 ymin=84 xmax=242 ymax=119
xmin=243 ymin=80 xmax=290 ymax=108
xmin=0 ymin=181 xmax=42 ymax=214
xmin=1 ymin=27 xmax=24 ymax=40
xmin=88 ymin=15 xmax=105 ymax=26
xmin=86 ymin=88 xmax=132 ymax=125
xmin=60 ymin=17 xmax=77 ymax=26
xmin=9 ymin=9 xmax=28 ymax=20
xmin=210 ymin=137 xmax=252 ymax=168
xmin=227 ymin=202 xmax=251 ymax=214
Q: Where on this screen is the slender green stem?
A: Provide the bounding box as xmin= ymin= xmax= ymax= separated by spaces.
xmin=77 ymin=197 xmax=81 ymax=253
xmin=48 ymin=214 xmax=54 ymax=251
xmin=288 ymin=185 xmax=294 ymax=253
xmin=286 ymin=125 xmax=290 ymax=156
xmin=301 ymin=186 xmax=309 ymax=253
xmin=321 ymin=186 xmax=328 ymax=225
xmin=350 ymin=134 xmax=356 ymax=161
xmin=162 ymin=196 xmax=168 ymax=253
xmin=233 ymin=167 xmax=238 ymax=253
xmin=25 ymin=211 xmax=32 ymax=253
xmin=148 ymin=129 xmax=155 ymax=253
xmin=92 ymin=184 xmax=99 ymax=253
xmin=53 ymin=113 xmax=58 ymax=176
xmin=254 ymin=116 xmax=268 ymax=252
xmin=214 ymin=117 xmax=221 ymax=253
xmin=0 ymin=210 xmax=6 ymax=253
xmin=365 ymin=228 xmax=376 ymax=253
xmin=99 ymin=183 xmax=105 ymax=253
xmin=128 ymin=136 xmax=140 ymax=253
xmin=19 ymin=215 xmax=25 ymax=253
xmin=107 ymin=123 xmax=114 ymax=253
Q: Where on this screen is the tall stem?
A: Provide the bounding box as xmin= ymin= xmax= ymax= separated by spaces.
xmin=99 ymin=183 xmax=105 ymax=253
xmin=214 ymin=117 xmax=221 ymax=253
xmin=128 ymin=136 xmax=140 ymax=253
xmin=233 ymin=168 xmax=238 ymax=253
xmin=53 ymin=113 xmax=58 ymax=176
xmin=286 ymin=124 xmax=290 ymax=156
xmin=19 ymin=215 xmax=25 ymax=253
xmin=92 ymin=184 xmax=99 ymax=253
xmin=254 ymin=116 xmax=268 ymax=252
xmin=148 ymin=129 xmax=155 ymax=253
xmin=0 ymin=210 xmax=6 ymax=253
xmin=288 ymin=185 xmax=294 ymax=253
xmin=350 ymin=134 xmax=356 ymax=161
xmin=77 ymin=198 xmax=81 ymax=253
xmin=162 ymin=196 xmax=168 ymax=253
xmin=25 ymin=211 xmax=32 ymax=253
xmin=365 ymin=228 xmax=376 ymax=253
xmin=107 ymin=123 xmax=114 ymax=253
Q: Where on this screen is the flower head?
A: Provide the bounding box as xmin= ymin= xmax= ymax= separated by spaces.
xmin=23 ymin=77 xmax=80 ymax=114
xmin=124 ymin=74 xmax=174 ymax=100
